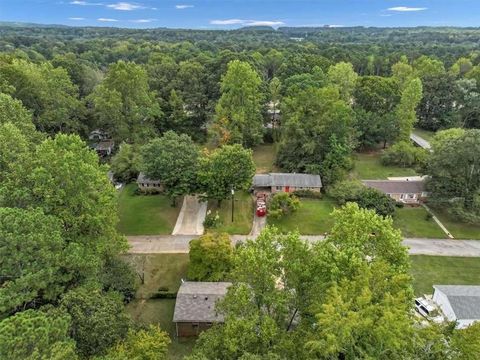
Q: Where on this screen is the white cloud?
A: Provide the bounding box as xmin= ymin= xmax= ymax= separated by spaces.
xmin=176 ymin=5 xmax=194 ymax=9
xmin=210 ymin=19 xmax=285 ymax=26
xmin=68 ymin=17 xmax=86 ymax=20
xmin=70 ymin=1 xmax=103 ymax=5
xmin=129 ymin=19 xmax=156 ymax=23
xmin=107 ymin=2 xmax=144 ymax=10
xmin=388 ymin=6 xmax=427 ymax=12
xmin=97 ymin=17 xmax=118 ymax=21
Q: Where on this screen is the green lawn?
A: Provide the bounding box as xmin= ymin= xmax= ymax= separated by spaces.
xmin=208 ymin=191 xmax=253 ymax=234
xmin=118 ymin=184 xmax=181 ymax=235
xmin=252 ymin=143 xmax=279 ymax=174
xmin=431 ymin=208 xmax=480 ymax=240
xmin=269 ymin=198 xmax=336 ymax=235
xmin=125 ymin=253 xmax=194 ymax=359
xmin=410 ymin=256 xmax=480 ymax=296
xmin=351 ymin=152 xmax=418 ymax=180
xmin=393 ymin=207 xmax=446 ymax=239
xmin=413 ymin=128 xmax=436 ymax=142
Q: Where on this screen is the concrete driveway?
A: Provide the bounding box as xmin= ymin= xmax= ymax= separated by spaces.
xmin=172 ymin=195 xmax=207 ymax=235
xmin=128 ymin=235 xmax=480 ymax=257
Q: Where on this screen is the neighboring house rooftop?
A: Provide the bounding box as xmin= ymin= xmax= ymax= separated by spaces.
xmin=137 ymin=172 xmax=161 ymax=185
xmin=173 ymin=282 xmax=231 ymax=323
xmin=253 ymin=173 xmax=322 ymax=188
xmin=94 ymin=140 xmax=114 ymax=151
xmin=434 ymin=285 xmax=480 ymax=320
xmin=362 ymin=180 xmax=425 ymax=194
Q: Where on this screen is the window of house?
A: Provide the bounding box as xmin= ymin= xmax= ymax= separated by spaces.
xmin=407 ymin=194 xmax=416 ymax=199
xmin=276 ymin=186 xmax=282 ymax=191
xmin=192 ymin=323 xmax=199 ymax=328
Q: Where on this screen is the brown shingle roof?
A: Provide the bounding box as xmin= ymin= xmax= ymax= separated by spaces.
xmin=253 ymin=173 xmax=322 ymax=188
xmin=362 ymin=180 xmax=425 ymax=194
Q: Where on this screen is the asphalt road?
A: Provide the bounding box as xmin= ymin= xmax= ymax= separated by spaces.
xmin=127 ymin=235 xmax=480 ymax=257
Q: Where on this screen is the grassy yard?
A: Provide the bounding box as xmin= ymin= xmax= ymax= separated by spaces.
xmin=125 ymin=253 xmax=194 ymax=359
xmin=410 ymin=256 xmax=480 ymax=296
xmin=117 ymin=184 xmax=181 ymax=235
xmin=351 ymin=152 xmax=418 ymax=180
xmin=269 ymin=198 xmax=336 ymax=234
xmin=413 ymin=128 xmax=436 ymax=142
xmin=208 ymin=191 xmax=253 ymax=234
xmin=393 ymin=207 xmax=446 ymax=239
xmin=252 ymin=143 xmax=279 ymax=173
xmin=431 ymin=208 xmax=480 ymax=240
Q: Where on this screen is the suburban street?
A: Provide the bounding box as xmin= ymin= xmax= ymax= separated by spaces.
xmin=127 ymin=234 xmax=480 ymax=257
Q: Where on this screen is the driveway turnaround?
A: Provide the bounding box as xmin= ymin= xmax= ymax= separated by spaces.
xmin=172 ymin=195 xmax=207 ymax=235
xmin=128 ymin=235 xmax=480 ymax=257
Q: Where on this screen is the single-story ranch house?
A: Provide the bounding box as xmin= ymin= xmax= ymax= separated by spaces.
xmin=433 ymin=285 xmax=480 ymax=329
xmin=173 ymin=281 xmax=231 ymax=337
xmin=137 ymin=173 xmax=163 ymax=192
xmin=362 ymin=179 xmax=427 ymax=204
xmin=253 ymin=173 xmax=322 ymax=194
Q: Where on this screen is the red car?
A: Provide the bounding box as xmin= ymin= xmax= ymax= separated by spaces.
xmin=256 ymin=193 xmax=267 ymax=217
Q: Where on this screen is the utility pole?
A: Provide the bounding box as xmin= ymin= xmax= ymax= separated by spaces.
xmin=231 ymin=188 xmax=235 ymax=222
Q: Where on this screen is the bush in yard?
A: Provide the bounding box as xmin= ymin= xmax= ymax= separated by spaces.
xmin=203 ymin=210 xmax=221 ymax=229
xmin=188 ymin=232 xmax=233 ymax=282
xmin=356 ymin=187 xmax=397 ymax=217
xmin=327 ymin=180 xmax=365 ymax=205
xmin=328 ymin=180 xmax=396 ymax=217
xmin=100 ymin=257 xmax=138 ymax=303
xmin=110 ymin=143 xmax=140 ymax=183
xmin=381 ymin=141 xmax=429 ymax=168
xmin=268 ymin=192 xmax=301 ymax=219
xmin=292 ymin=189 xmax=322 ymax=199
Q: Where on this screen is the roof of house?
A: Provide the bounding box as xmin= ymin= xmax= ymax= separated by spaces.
xmin=362 ymin=180 xmax=425 ymax=194
xmin=434 ymin=285 xmax=480 ymax=320
xmin=253 ymin=173 xmax=322 ymax=188
xmin=92 ymin=140 xmax=114 ymax=151
xmin=137 ymin=172 xmax=161 ymax=184
xmin=173 ymin=282 xmax=231 ymax=323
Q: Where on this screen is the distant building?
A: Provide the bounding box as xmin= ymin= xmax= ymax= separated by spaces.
xmin=433 ymin=285 xmax=480 ymax=328
xmin=88 ymin=129 xmax=109 ymax=142
xmin=362 ymin=179 xmax=427 ymax=204
xmin=253 ymin=173 xmax=322 ymax=194
xmin=91 ymin=140 xmax=115 ymax=157
xmin=173 ymin=282 xmax=231 ymax=337
xmin=136 ymin=172 xmax=163 ymax=192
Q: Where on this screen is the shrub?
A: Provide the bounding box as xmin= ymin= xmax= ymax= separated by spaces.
xmin=203 ymin=210 xmax=221 ymax=229
xmin=268 ymin=192 xmax=301 ymax=219
xmin=327 ymin=180 xmax=365 ymax=205
xmin=381 ymin=141 xmax=429 ymax=168
xmin=292 ymin=189 xmax=322 ymax=199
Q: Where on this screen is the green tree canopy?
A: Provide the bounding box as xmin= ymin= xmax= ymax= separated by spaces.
xmin=198 ymin=144 xmax=255 ymax=202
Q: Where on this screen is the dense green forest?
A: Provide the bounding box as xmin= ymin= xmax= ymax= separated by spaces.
xmin=1 ymin=25 xmax=480 ymax=359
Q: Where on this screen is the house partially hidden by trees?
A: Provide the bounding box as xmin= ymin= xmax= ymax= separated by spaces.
xmin=173 ymin=281 xmax=231 ymax=337
xmin=89 ymin=129 xmax=114 ymax=157
xmin=136 ymin=172 xmax=163 ymax=192
xmin=362 ymin=179 xmax=427 ymax=204
xmin=433 ymin=285 xmax=480 ymax=329
xmin=252 ymin=173 xmax=322 ymax=194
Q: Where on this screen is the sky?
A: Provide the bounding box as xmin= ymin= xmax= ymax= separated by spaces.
xmin=1 ymin=0 xmax=480 ymax=29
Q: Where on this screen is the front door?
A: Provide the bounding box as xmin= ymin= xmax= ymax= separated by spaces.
xmin=285 ymin=186 xmax=290 ymax=193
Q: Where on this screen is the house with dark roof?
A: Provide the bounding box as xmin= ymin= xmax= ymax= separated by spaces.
xmin=173 ymin=281 xmax=231 ymax=337
xmin=136 ymin=172 xmax=163 ymax=192
xmin=362 ymin=179 xmax=428 ymax=204
xmin=253 ymin=173 xmax=322 ymax=194
xmin=433 ymin=285 xmax=480 ymax=328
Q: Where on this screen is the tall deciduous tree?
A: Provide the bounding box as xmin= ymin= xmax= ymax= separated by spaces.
xmin=396 ymin=78 xmax=423 ymax=141
xmin=198 ymin=144 xmax=255 ymax=203
xmin=110 ymin=142 xmax=141 ymax=183
xmin=276 ymin=86 xmax=355 ymax=177
xmin=141 ymin=131 xmax=200 ymax=205
xmin=327 ymin=61 xmax=358 ymax=102
xmin=89 ymin=60 xmax=161 ymax=143
xmin=213 ymin=60 xmax=264 ymax=147
xmin=426 ymin=129 xmax=480 ymax=223
xmin=60 ymin=286 xmax=130 ymax=358
xmin=188 ymin=232 xmax=233 ymax=281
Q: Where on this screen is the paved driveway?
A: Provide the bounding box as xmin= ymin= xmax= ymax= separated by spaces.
xmin=172 ymin=195 xmax=207 ymax=235
xmin=128 ymin=235 xmax=480 ymax=257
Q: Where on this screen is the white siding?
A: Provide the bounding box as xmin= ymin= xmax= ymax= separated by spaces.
xmin=433 ymin=289 xmax=457 ymax=321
